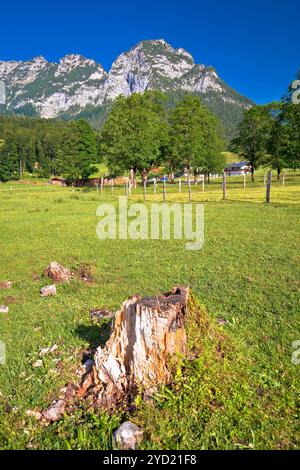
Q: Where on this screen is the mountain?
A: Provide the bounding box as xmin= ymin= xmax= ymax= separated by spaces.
xmin=0 ymin=39 xmax=253 ymax=139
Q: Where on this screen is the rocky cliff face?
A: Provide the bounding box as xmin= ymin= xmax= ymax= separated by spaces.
xmin=0 ymin=39 xmax=252 ymax=137
xmin=0 ymin=54 xmax=107 ymax=118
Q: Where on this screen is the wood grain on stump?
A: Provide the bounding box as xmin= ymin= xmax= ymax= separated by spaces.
xmin=93 ymin=286 xmax=189 ymax=409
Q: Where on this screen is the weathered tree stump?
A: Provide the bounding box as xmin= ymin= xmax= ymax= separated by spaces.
xmin=93 ymin=286 xmax=189 ymax=409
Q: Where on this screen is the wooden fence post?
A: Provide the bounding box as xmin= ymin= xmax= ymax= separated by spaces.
xmin=266 ymin=171 xmax=272 ymax=203
xmin=163 ymin=178 xmax=167 ymax=202
xmin=178 ymin=178 xmax=182 ymax=193
xmin=202 ymin=178 xmax=205 ymax=192
xmin=263 ymin=173 xmax=267 ymax=187
xmin=187 ymin=175 xmax=192 ymax=201
xmin=222 ymin=172 xmax=227 ymax=200
xmin=283 ymin=171 xmax=286 ymax=187
xmin=143 ymin=180 xmax=147 ymax=200
xmin=100 ymin=177 xmax=103 ymax=195
xmin=243 ymin=173 xmax=246 ymax=189
xmin=153 ymin=178 xmax=157 ymax=194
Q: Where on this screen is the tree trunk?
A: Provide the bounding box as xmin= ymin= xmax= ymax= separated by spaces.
xmin=277 ymin=168 xmax=281 ymax=180
xmin=130 ymin=168 xmax=137 ymax=189
xmin=92 ymin=287 xmax=189 ymax=409
xmin=251 ymin=165 xmax=255 ymax=182
xmin=141 ymin=168 xmax=148 ymax=184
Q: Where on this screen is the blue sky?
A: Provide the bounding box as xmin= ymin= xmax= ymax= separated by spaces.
xmin=0 ymin=0 xmax=298 ymax=103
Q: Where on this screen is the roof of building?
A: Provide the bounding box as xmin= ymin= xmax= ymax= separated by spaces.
xmin=225 ymin=161 xmax=250 ymax=169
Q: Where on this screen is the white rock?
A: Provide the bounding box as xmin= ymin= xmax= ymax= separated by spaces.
xmin=39 ymin=344 xmax=58 ymax=356
xmin=40 ymin=284 xmax=56 ymax=297
xmin=32 ymin=360 xmax=43 ymax=368
xmin=113 ymin=421 xmax=144 ymax=450
xmin=42 ymin=400 xmax=65 ymax=422
xmin=0 ymin=305 xmax=9 ymax=313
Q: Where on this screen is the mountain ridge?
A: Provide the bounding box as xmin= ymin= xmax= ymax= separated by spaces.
xmin=0 ymin=39 xmax=253 ymax=139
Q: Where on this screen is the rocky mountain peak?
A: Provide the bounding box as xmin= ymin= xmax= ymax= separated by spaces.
xmin=0 ymin=40 xmax=253 ymax=138
xmin=32 ymin=56 xmax=47 ymax=63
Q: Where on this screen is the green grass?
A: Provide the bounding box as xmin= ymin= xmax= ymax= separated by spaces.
xmin=0 ymin=172 xmax=299 ymax=449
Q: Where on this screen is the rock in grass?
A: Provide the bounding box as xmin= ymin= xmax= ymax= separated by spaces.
xmin=39 ymin=344 xmax=58 ymax=356
xmin=32 ymin=359 xmax=43 ymax=368
xmin=0 ymin=281 xmax=12 ymax=289
xmin=0 ymin=305 xmax=9 ymax=313
xmin=83 ymin=358 xmax=95 ymax=373
xmin=45 ymin=262 xmax=72 ymax=283
xmin=26 ymin=410 xmax=42 ymax=420
xmin=40 ymin=284 xmax=57 ymax=297
xmin=113 ymin=421 xmax=144 ymax=450
xmin=43 ymin=400 xmax=65 ymax=422
xmin=90 ymin=308 xmax=113 ymax=321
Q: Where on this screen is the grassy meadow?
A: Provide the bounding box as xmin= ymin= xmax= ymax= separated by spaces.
xmin=0 ymin=171 xmax=299 ymax=449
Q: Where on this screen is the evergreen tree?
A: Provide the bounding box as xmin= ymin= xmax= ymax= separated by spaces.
xmin=0 ymin=133 xmax=19 ymax=181
xmin=57 ymin=120 xmax=98 ymax=182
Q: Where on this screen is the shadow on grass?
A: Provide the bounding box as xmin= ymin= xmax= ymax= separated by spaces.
xmin=75 ymin=319 xmax=112 ymax=349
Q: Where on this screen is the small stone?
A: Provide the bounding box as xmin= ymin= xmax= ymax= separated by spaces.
xmin=84 ymin=359 xmax=95 ymax=373
xmin=32 ymin=360 xmax=43 ymax=368
xmin=26 ymin=410 xmax=42 ymax=420
xmin=45 ymin=262 xmax=72 ymax=283
xmin=39 ymin=344 xmax=58 ymax=356
xmin=42 ymin=400 xmax=65 ymax=422
xmin=40 ymin=285 xmax=56 ymax=297
xmin=0 ymin=281 xmax=12 ymax=289
xmin=90 ymin=308 xmax=113 ymax=321
xmin=113 ymin=421 xmax=144 ymax=450
xmin=0 ymin=305 xmax=9 ymax=313
xmin=39 ymin=348 xmax=50 ymax=356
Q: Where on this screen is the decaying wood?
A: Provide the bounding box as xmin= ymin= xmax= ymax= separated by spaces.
xmin=40 ymin=286 xmax=189 ymax=422
xmin=92 ymin=286 xmax=189 ymax=409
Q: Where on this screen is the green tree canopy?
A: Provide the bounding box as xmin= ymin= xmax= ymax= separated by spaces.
xmin=168 ymin=95 xmax=225 ymax=178
xmin=230 ymin=106 xmax=273 ymax=180
xmin=57 ymin=120 xmax=98 ymax=181
xmin=100 ymin=91 xmax=169 ymax=178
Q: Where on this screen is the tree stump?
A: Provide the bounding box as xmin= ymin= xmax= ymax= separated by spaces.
xmin=93 ymin=286 xmax=189 ymax=409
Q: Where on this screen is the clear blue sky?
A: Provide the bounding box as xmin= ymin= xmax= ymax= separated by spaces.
xmin=0 ymin=0 xmax=298 ymax=104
